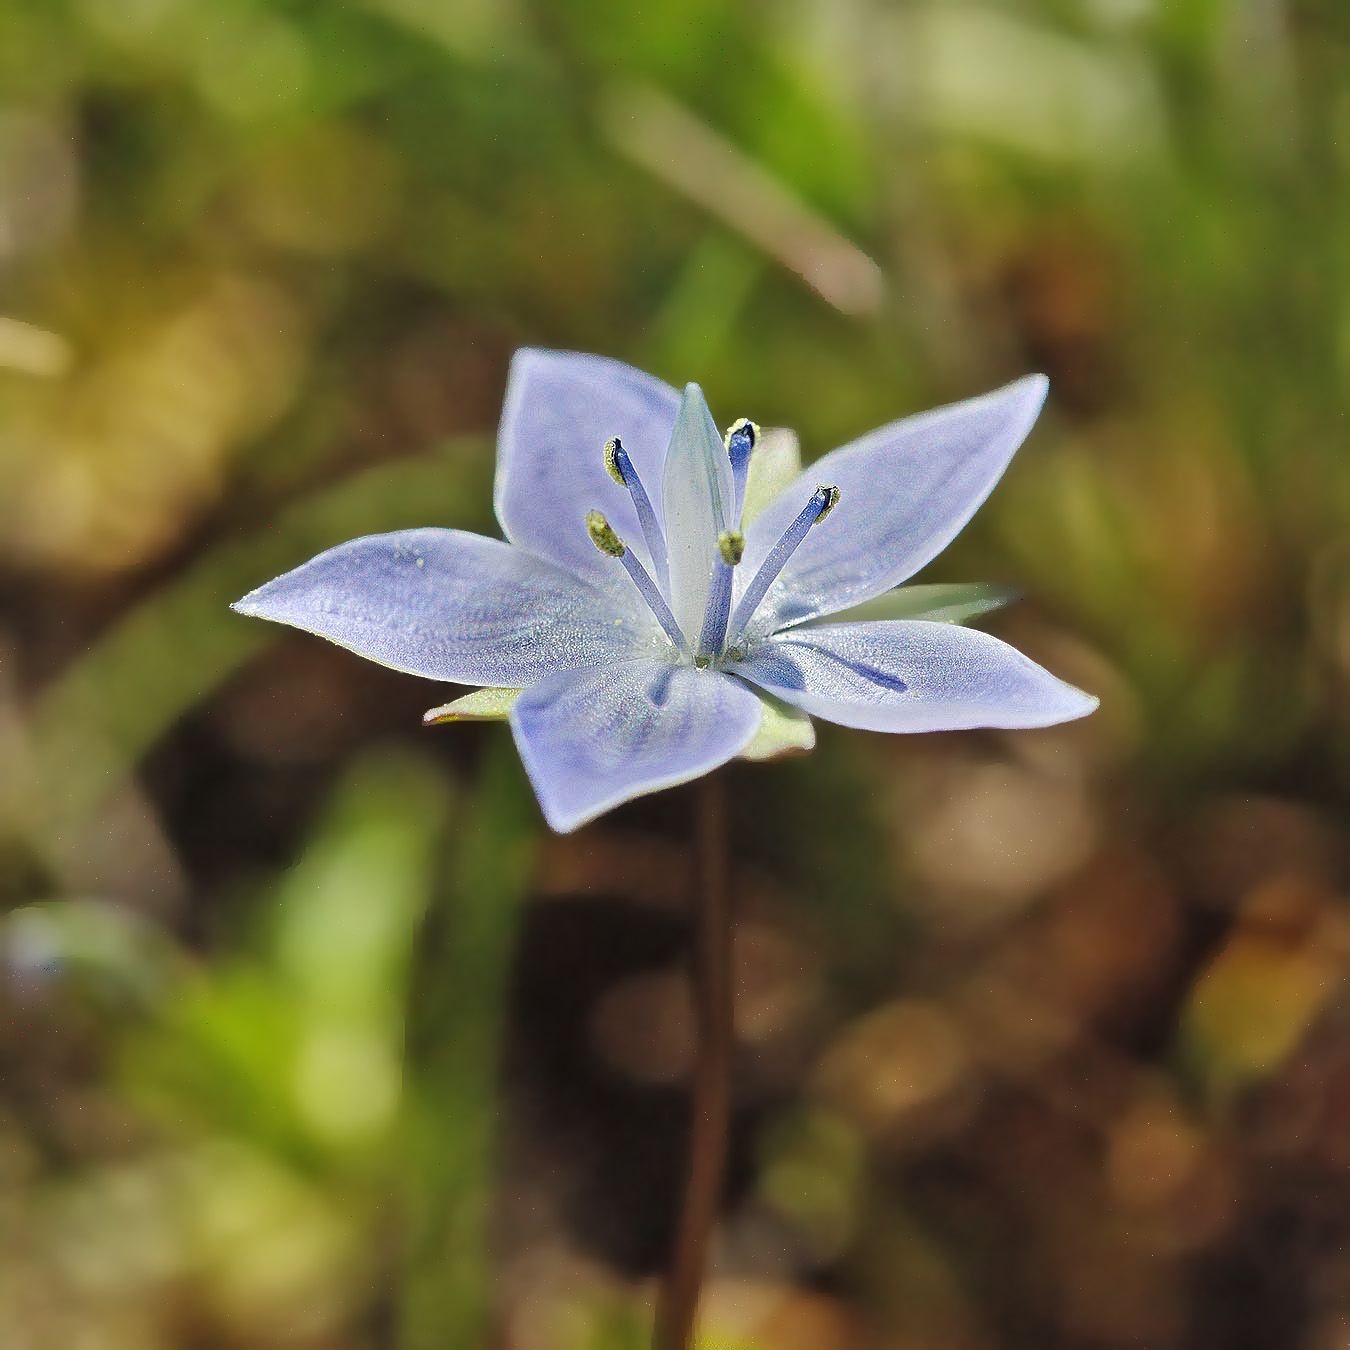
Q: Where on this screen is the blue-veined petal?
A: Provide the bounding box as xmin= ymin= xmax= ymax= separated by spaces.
xmin=495 ymin=348 xmax=681 ymax=584
xmin=233 ymin=528 xmax=657 ymax=687
xmin=661 ymin=383 xmax=736 ymax=642
xmin=730 ymin=620 xmax=1097 ymax=732
xmin=736 ymin=376 xmax=1048 ymax=634
xmin=510 ymin=659 xmax=761 ymax=832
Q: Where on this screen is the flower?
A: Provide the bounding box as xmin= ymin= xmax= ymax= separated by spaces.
xmin=233 ymin=350 xmax=1097 ymax=832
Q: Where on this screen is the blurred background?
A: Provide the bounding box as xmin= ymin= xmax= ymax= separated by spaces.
xmin=2 ymin=0 xmax=1349 ymax=1346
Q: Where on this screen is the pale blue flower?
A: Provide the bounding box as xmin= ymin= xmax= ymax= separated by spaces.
xmin=233 ymin=350 xmax=1096 ymax=832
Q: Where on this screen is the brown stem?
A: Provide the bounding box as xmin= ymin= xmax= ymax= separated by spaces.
xmin=653 ymin=773 xmax=733 ymax=1350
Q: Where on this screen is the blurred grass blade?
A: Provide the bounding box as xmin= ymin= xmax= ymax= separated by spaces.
xmin=601 ymin=82 xmax=884 ymax=316
xmin=398 ymin=738 xmax=538 ymax=1350
xmin=120 ymin=748 xmax=452 ymax=1164
xmin=640 ymin=230 xmax=763 ymax=373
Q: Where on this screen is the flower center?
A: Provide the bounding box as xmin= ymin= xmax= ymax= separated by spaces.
xmin=587 ymin=428 xmax=838 ymax=665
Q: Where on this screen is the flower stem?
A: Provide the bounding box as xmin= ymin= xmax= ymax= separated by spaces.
xmin=654 ymin=772 xmax=733 ymax=1350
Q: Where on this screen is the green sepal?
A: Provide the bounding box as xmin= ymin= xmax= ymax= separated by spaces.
xmin=739 ymin=692 xmax=815 ymax=761
xmin=805 ymin=582 xmax=1015 ymax=628
xmin=423 ymin=687 xmax=522 ymax=724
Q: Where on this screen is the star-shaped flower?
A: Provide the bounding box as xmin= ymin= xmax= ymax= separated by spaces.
xmin=233 ymin=350 xmax=1096 ymax=831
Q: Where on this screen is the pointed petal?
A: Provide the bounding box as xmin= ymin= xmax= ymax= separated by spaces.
xmin=495 ymin=349 xmax=681 ymax=584
xmin=661 ymin=383 xmax=735 ymax=641
xmin=804 ymin=581 xmax=1015 ymax=628
xmin=233 ymin=528 xmax=655 ymax=687
xmin=509 ymin=659 xmax=760 ymax=832
xmin=737 ymin=376 xmax=1048 ymax=633
xmin=731 ymin=620 xmax=1097 ymax=733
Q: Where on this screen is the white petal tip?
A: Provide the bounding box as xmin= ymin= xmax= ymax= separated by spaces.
xmin=1046 ymin=688 xmax=1099 ymax=724
xmin=510 ymin=346 xmax=550 ymax=370
xmin=531 ymin=786 xmax=608 ymax=833
xmin=541 ymin=805 xmax=587 ymax=834
xmin=231 ymin=588 xmax=284 ymax=620
xmin=1019 ymin=372 xmax=1050 ymax=406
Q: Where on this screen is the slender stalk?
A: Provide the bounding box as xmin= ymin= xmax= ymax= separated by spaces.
xmin=653 ymin=773 xmax=733 ymax=1350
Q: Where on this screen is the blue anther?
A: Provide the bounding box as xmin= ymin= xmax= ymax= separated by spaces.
xmin=725 ymin=418 xmax=757 ymax=524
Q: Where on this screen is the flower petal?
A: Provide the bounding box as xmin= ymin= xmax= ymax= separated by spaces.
xmin=494 ymin=348 xmax=681 ymax=584
xmin=233 ymin=528 xmax=656 ymax=687
xmin=509 ymin=659 xmax=761 ymax=832
xmin=731 ymin=620 xmax=1097 ymax=732
xmin=661 ymin=383 xmax=736 ymax=641
xmin=737 ymin=375 xmax=1048 ymax=633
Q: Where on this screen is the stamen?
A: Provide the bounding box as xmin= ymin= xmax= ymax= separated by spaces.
xmin=728 ymin=485 xmax=839 ymax=638
xmin=724 ymin=418 xmax=757 ymax=523
xmin=586 ymin=509 xmax=625 ymax=556
xmin=697 ymin=530 xmax=746 ymax=661
xmin=586 ymin=509 xmax=689 ymax=657
xmin=603 ymin=436 xmax=670 ymax=593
